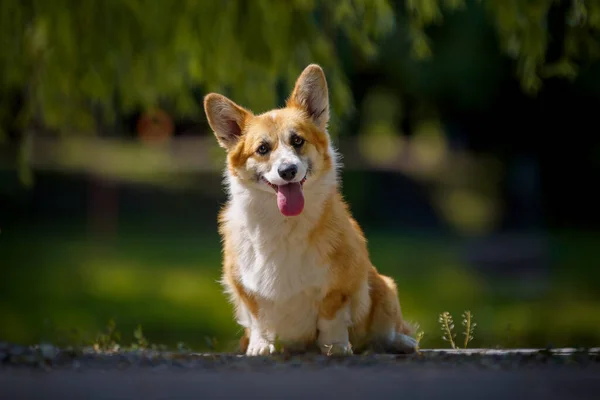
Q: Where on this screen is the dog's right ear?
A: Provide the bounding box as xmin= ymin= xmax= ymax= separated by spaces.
xmin=204 ymin=93 xmax=252 ymax=150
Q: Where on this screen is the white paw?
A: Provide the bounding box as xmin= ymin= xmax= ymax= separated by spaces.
xmin=391 ymin=333 xmax=417 ymax=354
xmin=320 ymin=342 xmax=353 ymax=356
xmin=317 ymin=304 xmax=352 ymax=356
xmin=246 ymin=337 xmax=276 ymax=356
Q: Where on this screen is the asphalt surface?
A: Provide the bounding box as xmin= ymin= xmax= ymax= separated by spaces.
xmin=1 ymin=347 xmax=599 ymax=399
xmin=3 ymin=365 xmax=600 ymax=399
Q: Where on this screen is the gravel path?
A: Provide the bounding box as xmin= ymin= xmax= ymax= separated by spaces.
xmin=1 ymin=343 xmax=599 ymax=399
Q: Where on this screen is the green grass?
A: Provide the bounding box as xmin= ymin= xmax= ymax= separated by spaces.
xmin=1 ymin=227 xmax=600 ymax=351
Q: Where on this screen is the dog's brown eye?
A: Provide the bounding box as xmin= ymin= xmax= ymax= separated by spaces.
xmin=257 ymin=144 xmax=270 ymax=155
xmin=291 ymin=135 xmax=305 ymax=148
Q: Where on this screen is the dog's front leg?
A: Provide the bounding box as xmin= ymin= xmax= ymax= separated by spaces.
xmin=317 ymin=290 xmax=353 ymax=355
xmin=245 ymin=320 xmax=276 ymax=356
xmin=229 ymin=279 xmax=276 ymax=356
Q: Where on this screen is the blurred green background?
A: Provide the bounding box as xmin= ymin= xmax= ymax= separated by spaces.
xmin=2 ymin=0 xmax=600 ymax=351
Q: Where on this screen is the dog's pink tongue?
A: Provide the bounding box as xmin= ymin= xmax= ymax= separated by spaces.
xmin=277 ymin=183 xmax=304 ymax=216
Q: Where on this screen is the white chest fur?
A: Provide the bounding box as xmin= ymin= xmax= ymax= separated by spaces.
xmin=226 ymin=196 xmax=329 ymax=302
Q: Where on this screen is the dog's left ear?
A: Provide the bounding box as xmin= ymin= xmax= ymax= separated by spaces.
xmin=287 ymin=64 xmax=329 ymax=130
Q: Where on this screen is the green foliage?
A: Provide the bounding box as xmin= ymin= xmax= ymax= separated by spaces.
xmin=482 ymin=0 xmax=599 ymax=92
xmin=404 ymin=0 xmax=600 ymax=93
xmin=2 ymin=0 xmax=599 ymax=143
xmin=0 ymin=0 xmax=395 ymax=136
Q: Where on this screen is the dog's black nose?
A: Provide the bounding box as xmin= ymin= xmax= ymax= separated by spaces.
xmin=278 ymin=163 xmax=298 ymax=181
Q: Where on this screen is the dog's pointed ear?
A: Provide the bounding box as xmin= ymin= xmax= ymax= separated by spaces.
xmin=204 ymin=93 xmax=252 ymax=150
xmin=287 ymin=64 xmax=329 ymax=130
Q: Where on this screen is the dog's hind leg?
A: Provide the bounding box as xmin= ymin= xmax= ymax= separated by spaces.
xmin=365 ymin=270 xmax=417 ymax=354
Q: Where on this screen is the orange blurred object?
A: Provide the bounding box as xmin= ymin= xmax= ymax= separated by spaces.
xmin=136 ymin=108 xmax=174 ymax=144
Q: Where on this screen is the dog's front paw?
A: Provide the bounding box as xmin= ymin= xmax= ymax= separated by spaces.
xmin=246 ymin=337 xmax=276 ymax=356
xmin=377 ymin=333 xmax=417 ymax=354
xmin=389 ymin=333 xmax=417 ymax=354
xmin=320 ymin=342 xmax=353 ymax=356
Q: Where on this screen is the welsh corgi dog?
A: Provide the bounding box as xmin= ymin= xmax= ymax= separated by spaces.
xmin=203 ymin=64 xmax=417 ymax=356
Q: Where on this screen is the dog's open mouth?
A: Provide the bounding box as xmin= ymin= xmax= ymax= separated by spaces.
xmin=262 ymin=176 xmax=307 ymax=217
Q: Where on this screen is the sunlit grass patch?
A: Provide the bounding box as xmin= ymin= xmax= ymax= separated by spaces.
xmin=2 ymin=228 xmax=600 ymax=350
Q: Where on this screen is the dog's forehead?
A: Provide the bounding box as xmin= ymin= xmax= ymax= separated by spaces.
xmin=252 ymin=108 xmax=305 ymax=135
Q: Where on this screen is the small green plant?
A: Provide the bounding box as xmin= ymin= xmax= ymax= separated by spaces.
xmin=93 ymin=320 xmax=162 ymax=352
xmin=93 ymin=318 xmax=121 ymax=353
xmin=439 ymin=311 xmax=457 ymax=349
xmin=439 ymin=310 xmax=477 ymax=350
xmin=45 ymin=319 xmax=193 ymax=353
xmin=204 ymin=336 xmax=219 ymax=351
xmin=131 ymin=324 xmax=149 ymax=350
xmin=462 ymin=311 xmax=476 ymax=349
xmin=177 ymin=342 xmax=191 ymax=353
xmin=415 ymin=330 xmax=425 ymax=353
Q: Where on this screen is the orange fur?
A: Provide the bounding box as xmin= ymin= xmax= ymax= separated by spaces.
xmin=204 ymin=64 xmax=416 ymax=356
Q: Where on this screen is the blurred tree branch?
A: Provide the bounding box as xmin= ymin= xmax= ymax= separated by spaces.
xmin=404 ymin=0 xmax=600 ymax=93
xmin=1 ymin=0 xmax=600 ymax=184
xmin=0 ymin=0 xmax=394 ymax=139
